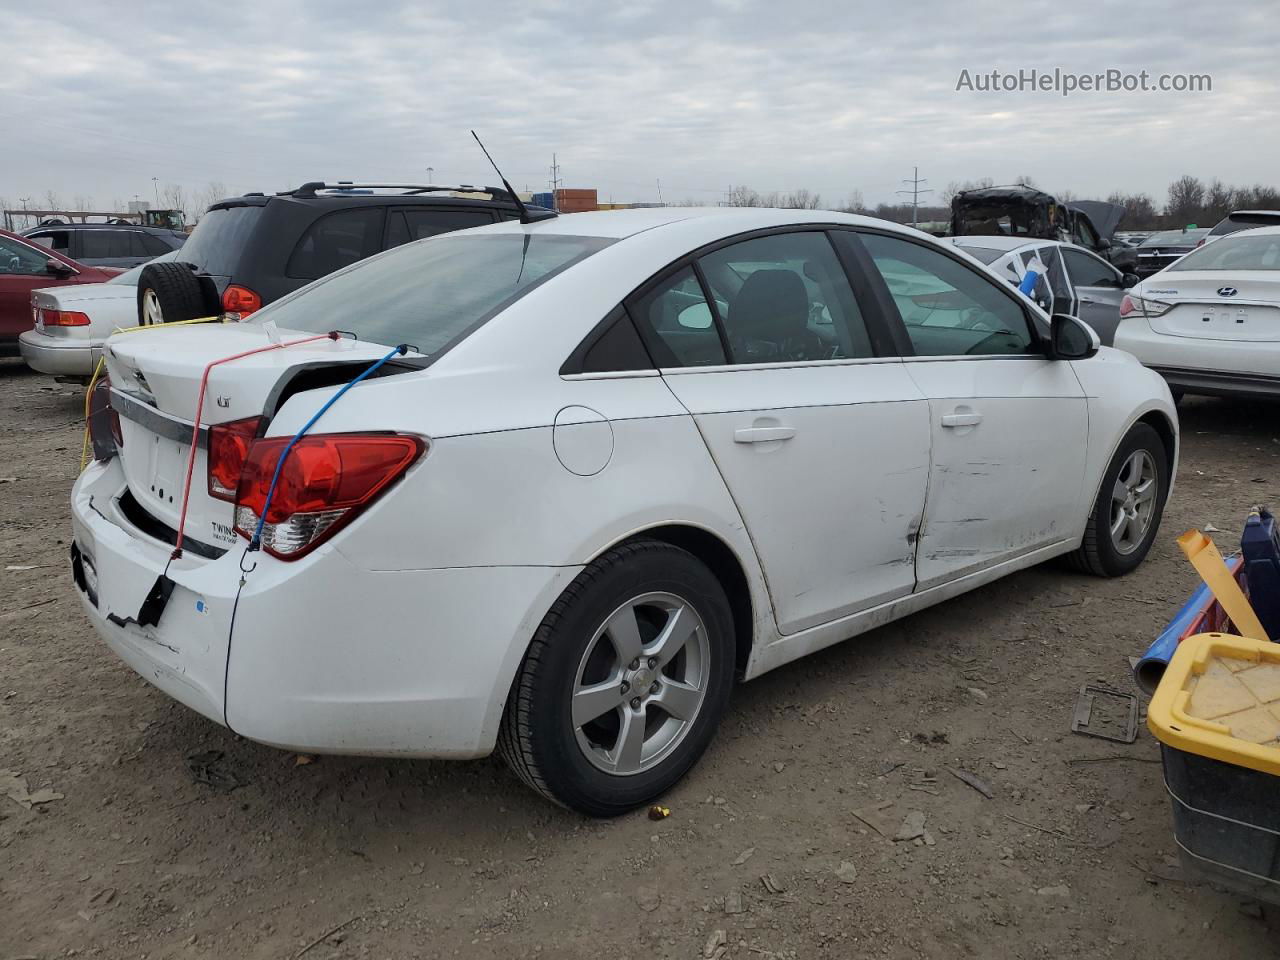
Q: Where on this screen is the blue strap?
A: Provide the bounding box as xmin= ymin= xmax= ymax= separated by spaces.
xmin=250 ymin=344 xmax=406 ymax=550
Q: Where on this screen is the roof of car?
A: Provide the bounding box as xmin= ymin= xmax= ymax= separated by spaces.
xmin=22 ymin=222 xmax=181 ymax=235
xmin=477 ymin=206 xmax=900 ymax=241
xmin=944 ymin=235 xmax=1100 ymax=257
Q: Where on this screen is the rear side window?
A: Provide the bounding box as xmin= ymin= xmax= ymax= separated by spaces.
xmin=862 ymin=232 xmax=1035 ymax=357
xmin=385 ymin=209 xmax=496 ymax=248
xmin=80 ymin=230 xmax=134 ymax=260
xmin=564 ymin=307 xmax=654 ymax=374
xmin=179 ymin=205 xmax=263 ymax=276
xmin=629 ymin=267 xmax=727 ymax=367
xmin=698 ymin=231 xmax=872 ymax=363
xmin=287 ymin=208 xmax=384 ymax=280
xmin=138 ymin=233 xmax=176 ymax=255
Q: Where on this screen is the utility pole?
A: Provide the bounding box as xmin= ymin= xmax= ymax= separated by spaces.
xmin=427 ymin=166 xmax=434 ymax=183
xmin=151 ymin=177 xmax=160 ymax=209
xmin=896 ymin=166 xmax=932 ymax=227
xmin=656 ymin=178 xmax=664 ymax=205
xmin=548 ymin=154 xmax=562 ymax=210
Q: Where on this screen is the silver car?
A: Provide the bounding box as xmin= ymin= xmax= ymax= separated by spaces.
xmin=943 ymin=235 xmax=1139 ymax=345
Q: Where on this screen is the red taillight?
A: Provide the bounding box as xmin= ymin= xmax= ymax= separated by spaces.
xmin=207 ymin=416 xmax=263 ymax=501
xmin=1119 ymin=294 xmax=1136 ymax=317
xmin=1196 ymin=238 xmax=1205 ymax=247
xmin=40 ymin=308 xmax=91 ymax=327
xmin=222 ymin=284 xmax=262 ymax=316
xmin=232 ymin=433 xmax=424 ymax=559
xmin=87 ymin=376 xmax=121 ymax=459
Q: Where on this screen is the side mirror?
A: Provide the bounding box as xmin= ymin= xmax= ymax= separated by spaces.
xmin=1121 ymin=272 xmax=1139 ymax=289
xmin=1047 ymin=313 xmax=1100 ymax=361
xmin=46 ymin=258 xmax=75 ymax=276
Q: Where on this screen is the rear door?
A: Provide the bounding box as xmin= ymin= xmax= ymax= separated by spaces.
xmin=856 ymin=230 xmax=1088 ymax=591
xmin=1060 ymin=246 xmax=1126 ymax=345
xmin=631 ymin=229 xmax=931 ymax=635
xmin=79 ymin=228 xmax=147 ymax=268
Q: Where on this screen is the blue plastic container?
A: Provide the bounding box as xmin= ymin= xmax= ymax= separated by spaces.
xmin=1241 ymin=506 xmax=1280 ymax=642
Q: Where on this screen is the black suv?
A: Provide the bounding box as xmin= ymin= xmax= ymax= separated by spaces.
xmin=22 ymin=222 xmax=187 ymax=269
xmin=137 ymin=182 xmax=540 ymax=324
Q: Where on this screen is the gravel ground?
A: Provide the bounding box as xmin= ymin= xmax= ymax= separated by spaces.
xmin=2 ymin=357 xmax=1279 ymax=959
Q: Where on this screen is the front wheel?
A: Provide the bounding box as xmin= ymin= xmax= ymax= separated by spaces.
xmin=1068 ymin=422 xmax=1169 ymax=577
xmin=498 ymin=541 xmax=735 ymax=816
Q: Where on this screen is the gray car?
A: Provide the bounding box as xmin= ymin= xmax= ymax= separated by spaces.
xmin=21 ymin=222 xmax=186 ymax=269
xmin=944 ymin=235 xmax=1139 ymax=345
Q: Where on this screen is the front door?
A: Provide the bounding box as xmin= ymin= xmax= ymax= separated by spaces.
xmin=1060 ymin=246 xmax=1127 ymax=346
xmin=0 ymin=235 xmax=64 ymax=342
xmin=629 ymin=230 xmax=931 ymax=635
xmin=858 ymin=230 xmax=1089 ymax=590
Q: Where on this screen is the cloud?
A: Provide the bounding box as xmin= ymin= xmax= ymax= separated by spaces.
xmin=0 ymin=0 xmax=1275 ymax=212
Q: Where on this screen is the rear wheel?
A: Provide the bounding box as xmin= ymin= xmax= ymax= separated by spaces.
xmin=136 ymin=262 xmax=213 ymax=326
xmin=498 ymin=541 xmax=735 ymax=816
xmin=1068 ymin=422 xmax=1169 ymax=577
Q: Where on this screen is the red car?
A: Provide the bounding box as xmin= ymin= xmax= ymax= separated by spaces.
xmin=0 ymin=229 xmax=121 ymax=357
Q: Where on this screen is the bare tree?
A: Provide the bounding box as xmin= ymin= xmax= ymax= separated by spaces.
xmin=727 ymin=185 xmax=762 ymax=207
xmin=839 ymin=190 xmax=866 ymax=214
xmin=1106 ymin=192 xmax=1159 ymax=230
xmin=1166 ymin=175 xmax=1205 ymax=224
xmin=781 ymin=189 xmax=821 ymax=210
xmin=159 ymin=183 xmax=188 ymax=217
xmin=195 ymin=181 xmax=229 ymax=220
xmin=1013 ymin=174 xmax=1038 ymax=188
xmin=939 ymin=177 xmax=994 ymax=205
xmin=43 ymin=190 xmax=62 ymax=211
xmin=72 ymin=193 xmax=94 ymax=212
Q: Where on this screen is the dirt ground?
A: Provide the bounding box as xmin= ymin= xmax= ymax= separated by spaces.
xmin=3 ymin=357 xmax=1280 ymax=960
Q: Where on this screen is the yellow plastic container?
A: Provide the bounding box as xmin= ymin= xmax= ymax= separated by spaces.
xmin=1148 ymin=632 xmax=1280 ymax=774
xmin=1148 ymin=632 xmax=1280 ymax=903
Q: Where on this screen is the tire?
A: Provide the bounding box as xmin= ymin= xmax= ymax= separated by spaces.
xmin=1068 ymin=422 xmax=1169 ymax=577
xmin=136 ymin=262 xmax=213 ymax=326
xmin=498 ymin=540 xmax=735 ymax=817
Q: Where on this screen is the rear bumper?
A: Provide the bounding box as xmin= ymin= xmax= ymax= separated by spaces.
xmin=19 ymin=330 xmax=96 ymax=377
xmin=71 ymin=459 xmax=579 ymax=758
xmin=1114 ymin=320 xmax=1280 ymax=398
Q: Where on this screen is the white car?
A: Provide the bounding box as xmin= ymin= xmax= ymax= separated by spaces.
xmin=942 ymin=235 xmax=1138 ymax=345
xmin=71 ymin=208 xmax=1177 ymax=815
xmin=1115 ymin=225 xmax=1280 ymax=399
xmin=19 ymin=251 xmax=178 ymax=378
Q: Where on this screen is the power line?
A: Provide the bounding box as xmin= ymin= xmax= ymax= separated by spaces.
xmin=895 ymin=166 xmax=932 ymax=227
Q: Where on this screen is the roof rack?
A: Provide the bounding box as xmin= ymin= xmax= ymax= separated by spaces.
xmin=281 ymin=182 xmax=517 ymax=200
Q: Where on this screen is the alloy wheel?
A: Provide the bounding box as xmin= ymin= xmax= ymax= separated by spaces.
xmin=571 ymin=592 xmax=710 ymax=776
xmin=1109 ymin=449 xmax=1158 ymax=555
xmin=142 ymin=289 xmax=164 ymax=325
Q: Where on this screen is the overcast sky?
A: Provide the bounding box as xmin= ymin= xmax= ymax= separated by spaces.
xmin=1 ymin=0 xmax=1275 ymax=214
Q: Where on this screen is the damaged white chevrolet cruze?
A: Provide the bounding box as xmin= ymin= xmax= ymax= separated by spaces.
xmin=71 ymin=207 xmax=1177 ymax=815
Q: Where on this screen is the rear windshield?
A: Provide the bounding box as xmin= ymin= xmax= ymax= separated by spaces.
xmin=253 ymin=232 xmax=613 ymax=356
xmin=1210 ymin=213 xmax=1280 ymax=237
xmin=1168 ymin=233 xmax=1280 ymax=272
xmin=178 ymin=205 xmax=264 ymax=276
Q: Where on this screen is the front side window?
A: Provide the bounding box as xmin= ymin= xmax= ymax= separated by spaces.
xmin=698 ymin=232 xmax=872 ymax=364
xmin=1062 ymin=248 xmax=1121 ymax=287
xmin=258 ymin=232 xmax=613 ymax=357
xmin=0 ymin=236 xmax=52 ymax=274
xmin=28 ymin=230 xmax=70 ymax=254
xmin=861 ymin=232 xmax=1036 ymax=357
xmin=287 ymin=208 xmax=385 ymax=280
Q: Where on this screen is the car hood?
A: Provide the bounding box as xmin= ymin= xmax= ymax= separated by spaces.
xmin=1070 ymin=201 xmax=1125 ymax=240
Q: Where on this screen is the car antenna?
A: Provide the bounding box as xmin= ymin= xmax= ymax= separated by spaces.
xmin=471 ymin=130 xmax=555 ymax=224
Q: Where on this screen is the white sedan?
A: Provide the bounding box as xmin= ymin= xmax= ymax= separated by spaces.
xmin=19 ymin=251 xmax=178 ymax=378
xmin=71 ymin=208 xmax=1177 ymax=815
xmin=1115 ymin=225 xmax=1280 ymax=399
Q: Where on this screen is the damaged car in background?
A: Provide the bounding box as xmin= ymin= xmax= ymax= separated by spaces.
xmin=950 ymin=185 xmax=1137 ymax=272
xmin=71 ymin=207 xmax=1177 ymax=816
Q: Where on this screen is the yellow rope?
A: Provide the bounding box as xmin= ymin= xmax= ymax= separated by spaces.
xmin=79 ymin=317 xmax=225 ymax=471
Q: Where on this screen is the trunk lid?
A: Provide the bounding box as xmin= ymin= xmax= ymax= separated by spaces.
xmin=1143 ymin=271 xmax=1280 ymax=342
xmin=103 ymin=324 xmax=403 ymax=555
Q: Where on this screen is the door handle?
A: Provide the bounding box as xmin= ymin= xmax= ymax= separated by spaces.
xmin=734 ymin=425 xmax=796 ymax=443
xmin=1078 ymin=296 xmax=1098 ymax=304
xmin=940 ymin=412 xmax=983 ymax=428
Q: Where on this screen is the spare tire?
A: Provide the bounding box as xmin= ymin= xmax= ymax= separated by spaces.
xmin=137 ymin=262 xmax=215 ymax=326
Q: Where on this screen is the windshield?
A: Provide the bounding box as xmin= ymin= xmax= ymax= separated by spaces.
xmin=255 ymin=232 xmax=614 ymax=355
xmin=1168 ymin=233 xmax=1280 ymax=272
xmin=951 ymin=243 xmax=1007 ymax=264
xmin=1140 ymin=230 xmax=1206 ymax=247
xmin=108 ymin=249 xmax=180 ymax=285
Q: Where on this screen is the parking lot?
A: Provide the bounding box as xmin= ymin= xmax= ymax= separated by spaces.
xmin=2 ymin=357 xmax=1278 ymax=959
